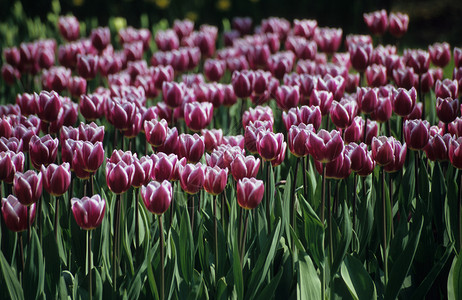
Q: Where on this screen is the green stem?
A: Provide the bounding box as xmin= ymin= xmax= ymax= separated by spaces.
xmin=54 ymin=196 xmax=59 ymax=240
xmin=188 ymin=193 xmax=195 ymax=231
xmin=87 ymin=230 xmax=92 ymax=300
xmin=382 ymin=167 xmax=388 ymax=285
xmin=459 ymin=172 xmax=462 ymax=252
xmin=18 ymin=233 xmax=25 ymax=278
xmin=266 ymin=161 xmax=271 ymax=232
xmin=321 ymin=163 xmax=326 ymax=300
xmin=328 ymin=180 xmax=334 ymax=266
xmin=113 ymin=194 xmax=121 ymax=291
xmin=214 ymin=195 xmax=219 ymax=277
xmin=158 ymin=215 xmax=165 ymax=300
xmin=415 ymin=151 xmax=419 ymax=203
xmin=291 ymin=157 xmax=300 ymax=234
xmin=240 ymin=210 xmax=249 ymax=267
xmin=302 ymin=156 xmax=309 ymax=202
xmin=135 ymin=188 xmax=139 ymax=248
xmin=353 ymin=173 xmax=357 ymax=232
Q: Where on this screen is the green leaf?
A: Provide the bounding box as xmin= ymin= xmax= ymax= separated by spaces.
xmin=246 ymin=220 xmax=282 ymax=299
xmin=297 ymin=253 xmax=321 ymax=300
xmin=178 ymin=210 xmax=194 ymax=284
xmin=332 ymin=200 xmax=353 ymax=277
xmin=0 ymin=251 xmax=24 ymax=300
xmin=298 ymin=196 xmax=324 ymax=268
xmin=24 ymin=230 xmax=45 ymax=300
xmin=232 ymin=237 xmax=243 ymax=300
xmin=94 ymin=268 xmax=103 ymax=300
xmin=411 ymin=243 xmax=453 ymax=300
xmin=216 ymin=277 xmax=228 ymax=300
xmin=341 ymin=255 xmax=377 ymax=300
xmin=255 ymin=268 xmax=283 ymax=300
xmin=384 ymin=216 xmax=424 ymax=300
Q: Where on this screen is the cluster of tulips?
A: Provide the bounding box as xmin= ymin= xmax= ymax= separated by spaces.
xmin=1 ymin=6 xmax=462 ymax=299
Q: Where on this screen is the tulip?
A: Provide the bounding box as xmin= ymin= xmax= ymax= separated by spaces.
xmin=179 ymin=133 xmax=205 ymax=163
xmin=29 ymin=134 xmax=59 ymax=169
xmin=404 ymin=49 xmax=430 ymax=75
xmin=271 ymin=142 xmax=287 ymax=167
xmin=363 ymin=9 xmax=388 ymax=36
xmin=204 ymin=166 xmax=228 ymax=195
xmin=73 ymin=141 xmax=105 ymax=175
xmin=155 ymin=127 xmax=179 ymax=155
xmin=79 ymin=94 xmax=106 ymax=121
xmin=106 ymin=161 xmax=135 ymax=195
xmin=357 ymin=87 xmax=378 ymax=114
xmin=232 ymin=70 xmax=254 ymax=98
xmin=242 ymin=106 xmax=274 ymax=129
xmin=1 ymin=195 xmax=36 ymax=232
xmin=16 ymin=93 xmax=39 ymax=116
xmin=162 ymin=81 xmax=184 ymax=109
xmin=68 ymin=76 xmax=87 ymax=97
xmin=404 ymin=120 xmax=430 ymax=150
xmin=0 ymin=151 xmax=25 ymax=184
xmin=276 ymin=85 xmax=300 ymax=111
xmin=370 ymin=95 xmax=392 ymax=123
xmin=0 ymin=137 xmax=23 ymax=153
xmin=71 ymin=194 xmax=106 ymax=230
xmin=77 ymin=54 xmax=98 ymax=80
xmin=58 ymin=16 xmax=80 ymax=41
xmin=1 ymin=65 xmax=20 ymax=85
xmin=424 ymin=133 xmax=451 ymax=162
xmin=436 ymin=97 xmax=459 ymax=124
xmin=393 ymin=67 xmax=418 ymax=90
xmin=202 ymin=129 xmax=223 ymax=152
xmin=90 ymin=27 xmax=110 ymax=51
xmin=429 ymin=42 xmax=451 ymax=68
xmin=179 ymin=163 xmax=205 ymax=194
xmin=230 ymin=154 xmax=260 ymax=181
xmin=152 ymin=153 xmax=178 ymax=181
xmin=435 ymin=79 xmax=459 ymax=99
xmin=106 ymin=99 xmax=137 ymax=131
xmin=315 ymin=148 xmax=351 ymax=179
xmin=388 ymin=12 xmax=409 ymax=38
xmin=306 ymin=129 xmax=344 ymax=163
xmin=237 ymin=178 xmax=264 ymax=210
xmin=144 ymin=119 xmax=168 ymax=148
xmin=14 ymin=170 xmax=42 ymax=206
xmin=131 ymin=156 xmax=154 ymax=188
xmin=288 ymin=123 xmax=313 ymax=157
xmin=139 ymin=180 xmax=172 ymax=215
xmin=330 ymin=99 xmax=358 ymax=129
xmin=383 ymin=141 xmax=407 ymax=173
xmin=449 ymin=118 xmax=462 ymax=137
xmin=366 ymin=64 xmax=387 ymax=87
xmin=349 ymin=42 xmax=372 ymax=73
xmin=392 ymin=87 xmax=417 ymax=117
xmin=41 ymin=163 xmax=71 ymax=196
xmin=449 ymin=137 xmax=462 ymax=169
xmin=371 ymin=136 xmax=395 ymax=166
xmin=37 ymin=91 xmax=63 ymax=123
xmin=256 ymin=131 xmax=284 ymax=162
xmin=314 ymin=27 xmax=342 ymax=54
xmin=405 ymin=102 xmax=423 ymax=121
xmin=204 ymin=59 xmax=226 ymax=82
xmin=184 ymin=102 xmax=213 ymax=132
xmin=347 ymin=143 xmax=376 ymax=176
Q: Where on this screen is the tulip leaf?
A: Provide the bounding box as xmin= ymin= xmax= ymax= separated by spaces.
xmin=246 ymin=219 xmax=281 ymax=299
xmin=0 ymin=251 xmax=24 ymax=300
xmin=24 ymin=229 xmax=45 ymax=300
xmin=255 ymin=267 xmax=283 ymax=300
xmin=94 ymin=268 xmax=103 ymax=300
xmin=297 ymin=253 xmax=321 ymax=300
xmin=341 ymin=254 xmax=377 ymax=300
xmin=447 ymin=253 xmax=462 ymax=300
xmin=298 ymin=195 xmax=324 ymax=268
xmin=445 ymin=171 xmax=459 ymax=248
xmin=232 ymin=236 xmax=244 ymax=300
xmin=178 ymin=210 xmax=194 ymax=284
xmin=384 ymin=215 xmax=423 ymax=300
xmin=332 ymin=200 xmax=353 ymax=277
xmin=216 ymin=277 xmax=228 ymax=300
xmin=411 ymin=243 xmax=453 ymax=300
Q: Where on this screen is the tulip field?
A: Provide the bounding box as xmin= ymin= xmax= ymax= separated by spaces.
xmin=2 ymin=2 xmax=462 ymax=299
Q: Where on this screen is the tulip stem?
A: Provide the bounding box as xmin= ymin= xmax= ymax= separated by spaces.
xmin=158 ymin=215 xmax=165 ymax=300
xmin=353 ymin=173 xmax=357 ymax=232
xmin=363 ymin=114 xmax=368 ymax=144
xmin=87 ymin=230 xmax=92 ymax=300
xmin=37 ymin=196 xmax=42 ymax=244
xmin=221 ymin=192 xmax=227 ymax=232
xmin=415 ymin=151 xmax=419 ymax=203
xmin=135 ymin=188 xmax=139 ymax=249
xmin=265 ymin=161 xmax=271 ymax=232
xmin=321 ymin=163 xmax=326 ymax=300
xmin=169 ymin=182 xmax=175 ymax=230
xmin=214 ymin=195 xmax=219 ymax=277
xmin=418 ymin=75 xmax=425 ymax=119
xmin=54 ymin=196 xmax=60 ymax=240
xmin=188 ymin=193 xmax=194 ymax=231
xmin=240 ymin=209 xmax=249 ymax=268
xmin=458 ymin=172 xmax=462 ymax=252
xmin=18 ymin=233 xmax=25 ymax=277
xmin=27 ymin=206 xmax=30 ymax=242
xmin=302 ymin=156 xmax=308 ymax=202
xmin=113 ymin=194 xmax=121 ymax=291
xmin=327 ymin=179 xmax=334 ymax=266
xmin=382 ymin=167 xmax=388 ymax=286
xmin=290 ymin=157 xmax=300 ymax=241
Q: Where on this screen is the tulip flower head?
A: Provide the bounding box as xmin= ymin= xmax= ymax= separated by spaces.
xmin=71 ymin=195 xmax=106 ymax=230
xmin=1 ymin=195 xmax=36 ymax=232
xmin=237 ymin=178 xmax=264 ymax=210
xmin=306 ymin=129 xmax=344 ymax=163
xmin=141 ymin=180 xmax=172 ymax=215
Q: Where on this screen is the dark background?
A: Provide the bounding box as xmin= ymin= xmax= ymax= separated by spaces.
xmin=1 ymin=0 xmax=462 ymax=47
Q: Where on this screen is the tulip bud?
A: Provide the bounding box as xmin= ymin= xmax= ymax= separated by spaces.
xmin=388 ymin=12 xmax=409 ymax=38
xmin=429 ymin=42 xmax=451 ymax=68
xmin=256 ymin=131 xmax=284 ymax=162
xmin=29 ymin=134 xmax=59 ymax=169
xmin=179 ymin=163 xmax=205 ymax=194
xmin=0 ymin=151 xmax=25 ymax=184
xmin=14 ymin=170 xmax=43 ymax=206
xmin=77 ymin=54 xmax=98 ymax=80
xmin=436 ymin=97 xmax=459 ymax=124
xmin=330 ymin=99 xmax=358 ymax=129
xmin=90 ymin=27 xmax=110 ymax=51
xmin=404 ymin=120 xmax=430 ymax=150
xmin=306 ymin=129 xmax=344 ymax=163
xmin=184 ymin=102 xmax=213 ymax=132
xmin=202 ymin=129 xmax=223 ymax=152
xmin=204 ymin=166 xmax=228 ymax=195
xmin=232 ymin=70 xmax=254 ymax=98
xmin=71 ymin=195 xmax=106 ymax=230
xmin=79 ymin=94 xmax=106 ymax=121
xmin=230 ymin=154 xmax=260 ymax=181
xmin=371 ymin=136 xmax=395 ymax=166
xmin=141 ymin=180 xmax=172 ymax=215
xmin=178 ymin=133 xmax=205 ymax=163
xmin=106 ymin=161 xmax=134 ymax=194
xmin=363 ymin=9 xmax=388 ymax=36
xmin=1 ymin=195 xmax=36 ymax=232
xmin=392 ymin=87 xmax=417 ymax=117
xmin=349 ymin=42 xmax=372 ymax=72
xmin=152 ymin=153 xmax=178 ymax=181
xmin=237 ymin=178 xmax=264 ymax=209
xmin=383 ymin=141 xmax=407 ymax=173
xmin=288 ymin=124 xmax=313 ymax=157
xmin=424 ymin=133 xmax=451 ymax=162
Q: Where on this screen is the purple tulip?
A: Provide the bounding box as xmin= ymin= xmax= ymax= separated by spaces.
xmin=71 ymin=195 xmax=106 ymax=230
